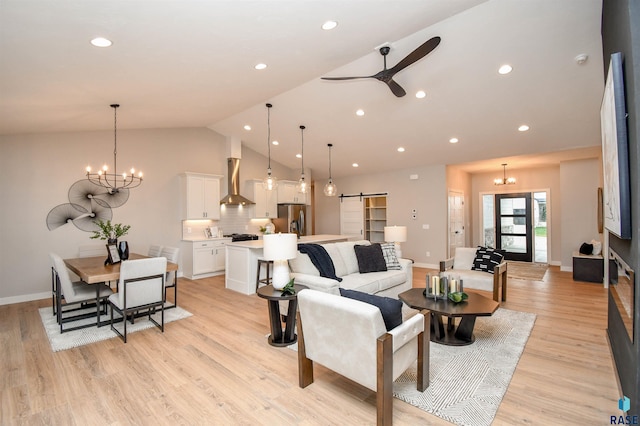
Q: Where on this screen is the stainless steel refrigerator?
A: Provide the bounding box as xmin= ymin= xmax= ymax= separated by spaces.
xmin=274 ymin=204 xmax=307 ymax=237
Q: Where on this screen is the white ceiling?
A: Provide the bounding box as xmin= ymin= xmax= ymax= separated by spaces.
xmin=0 ymin=0 xmax=604 ymax=179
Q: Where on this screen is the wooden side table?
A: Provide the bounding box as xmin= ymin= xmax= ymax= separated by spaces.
xmin=256 ymin=284 xmax=307 ymax=347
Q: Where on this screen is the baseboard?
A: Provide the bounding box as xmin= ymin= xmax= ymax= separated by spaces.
xmin=412 ymin=262 xmax=439 ymax=269
xmin=0 ymin=291 xmax=50 ymax=306
xmin=560 ymin=266 xmax=573 ymax=272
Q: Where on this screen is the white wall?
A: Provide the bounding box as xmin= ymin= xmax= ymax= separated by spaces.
xmin=0 ymin=127 xmax=294 ymax=302
xmin=313 ymin=165 xmax=448 ymax=268
xmin=559 ymin=158 xmax=603 ymax=268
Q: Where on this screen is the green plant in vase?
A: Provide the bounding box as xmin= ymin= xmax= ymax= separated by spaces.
xmin=90 ymin=219 xmax=131 ymax=243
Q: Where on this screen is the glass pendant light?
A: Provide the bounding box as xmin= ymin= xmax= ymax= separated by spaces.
xmin=296 ymin=125 xmax=308 ymax=194
xmin=323 ymin=143 xmax=337 ymax=196
xmin=262 ymin=103 xmax=278 ymax=190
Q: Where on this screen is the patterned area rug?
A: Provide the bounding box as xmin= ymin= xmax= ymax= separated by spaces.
xmin=39 ymin=305 xmax=193 ymax=352
xmin=507 ymin=261 xmax=548 ymax=281
xmin=393 ymin=308 xmax=536 ymax=426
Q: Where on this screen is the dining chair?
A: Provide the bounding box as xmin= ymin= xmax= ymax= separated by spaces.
xmin=159 ymin=246 xmax=180 ymax=308
xmin=148 ymin=245 xmax=164 ymax=257
xmin=49 ymin=253 xmax=113 ymax=333
xmin=109 ymin=257 xmax=167 ymax=343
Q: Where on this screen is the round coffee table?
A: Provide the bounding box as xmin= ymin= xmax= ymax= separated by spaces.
xmin=399 ymin=288 xmax=499 ymax=346
xmin=256 ymin=284 xmax=307 ymax=347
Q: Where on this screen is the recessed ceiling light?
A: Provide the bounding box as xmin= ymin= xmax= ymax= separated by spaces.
xmin=356 ymin=109 xmax=365 ymax=116
xmin=498 ymin=64 xmax=513 ymax=75
xmin=296 ymin=154 xmax=302 ymax=158
xmin=255 ymin=63 xmax=267 ymax=70
xmin=415 ymin=90 xmax=426 ymax=99
xmin=243 ymin=125 xmax=251 ymax=131
xmin=272 ymin=140 xmax=279 ymax=145
xmin=322 ymin=21 xmax=338 ymax=30
xmin=397 ymin=147 xmax=405 ymax=152
xmin=352 ymin=163 xmax=359 ymax=167
xmin=449 ymin=137 xmax=459 ymax=144
xmin=90 ymin=37 xmax=112 ymax=47
xmin=518 ymin=125 xmax=530 ymax=132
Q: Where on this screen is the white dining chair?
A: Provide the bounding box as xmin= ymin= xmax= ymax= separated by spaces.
xmin=160 ymin=246 xmax=180 ymax=308
xmin=109 ymin=257 xmax=167 ymax=343
xmin=148 ymin=245 xmax=164 ymax=257
xmin=49 ymin=253 xmax=112 ymax=333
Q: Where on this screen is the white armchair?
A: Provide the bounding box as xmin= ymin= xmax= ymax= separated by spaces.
xmin=296 ymin=289 xmax=429 ymax=426
xmin=109 ymin=257 xmax=167 ymax=343
xmin=159 ymin=246 xmax=180 ymax=308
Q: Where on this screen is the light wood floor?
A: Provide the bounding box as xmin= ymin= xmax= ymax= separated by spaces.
xmin=0 ymin=266 xmax=620 ymax=425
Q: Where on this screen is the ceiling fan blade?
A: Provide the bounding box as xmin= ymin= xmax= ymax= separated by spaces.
xmin=321 ymin=76 xmax=373 ymax=81
xmin=388 ymin=36 xmax=441 ymax=76
xmin=386 ymin=79 xmax=406 ymax=97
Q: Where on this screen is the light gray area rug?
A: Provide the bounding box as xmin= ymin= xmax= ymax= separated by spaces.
xmin=39 ymin=305 xmax=193 ymax=352
xmin=393 ymin=308 xmax=536 ymax=426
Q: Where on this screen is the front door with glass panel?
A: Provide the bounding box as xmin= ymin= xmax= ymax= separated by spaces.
xmin=495 ymin=193 xmax=532 ymax=262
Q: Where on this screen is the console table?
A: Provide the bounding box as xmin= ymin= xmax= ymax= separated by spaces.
xmin=572 ymin=251 xmax=617 ymax=283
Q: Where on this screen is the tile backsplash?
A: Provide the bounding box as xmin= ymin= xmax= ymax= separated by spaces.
xmin=182 ymin=205 xmax=271 ymax=239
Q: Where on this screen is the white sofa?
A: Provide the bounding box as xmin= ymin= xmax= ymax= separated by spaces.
xmin=288 ymin=240 xmax=413 ymax=298
xmin=439 ymin=247 xmax=507 ymax=302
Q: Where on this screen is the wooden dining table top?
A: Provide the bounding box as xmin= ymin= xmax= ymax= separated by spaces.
xmin=64 ymin=253 xmax=178 ymax=284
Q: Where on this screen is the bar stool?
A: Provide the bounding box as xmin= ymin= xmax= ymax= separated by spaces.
xmin=256 ymin=258 xmax=274 ymax=291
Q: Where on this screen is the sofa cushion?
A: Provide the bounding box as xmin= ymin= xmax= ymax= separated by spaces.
xmin=338 ymin=269 xmax=407 ymax=294
xmin=454 ymin=247 xmax=478 ymax=270
xmin=339 ymin=288 xmax=402 ymax=331
xmin=322 ymin=244 xmax=348 ymax=277
xmin=354 ymin=244 xmax=387 ymax=273
xmin=335 ymin=240 xmax=370 ymax=275
xmin=380 ymin=243 xmax=402 ymax=270
xmin=288 ymin=253 xmax=319 ymax=276
xmin=471 ymin=246 xmax=505 ymax=274
xmin=454 ymin=270 xmax=494 ymax=292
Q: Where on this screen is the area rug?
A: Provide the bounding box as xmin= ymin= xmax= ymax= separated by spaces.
xmin=39 ymin=305 xmax=193 ymax=352
xmin=507 ymin=261 xmax=548 ymax=281
xmin=393 ymin=308 xmax=536 ymax=426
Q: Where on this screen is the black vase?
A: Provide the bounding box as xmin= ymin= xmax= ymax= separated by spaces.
xmin=118 ymin=241 xmax=129 ymax=260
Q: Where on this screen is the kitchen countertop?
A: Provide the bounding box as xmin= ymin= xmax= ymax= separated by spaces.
xmin=182 ymin=237 xmax=231 ymax=242
xmin=225 ymin=234 xmax=348 ymax=249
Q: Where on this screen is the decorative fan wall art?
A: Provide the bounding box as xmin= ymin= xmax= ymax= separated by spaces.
xmin=47 ymin=179 xmax=127 ymax=233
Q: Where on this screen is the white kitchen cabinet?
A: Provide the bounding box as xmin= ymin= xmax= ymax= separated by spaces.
xmin=182 ymin=239 xmax=229 ymax=279
xmin=277 ymin=180 xmax=306 ymax=204
xmin=181 ymin=173 xmax=223 ymax=220
xmin=247 ymin=179 xmax=277 ymax=218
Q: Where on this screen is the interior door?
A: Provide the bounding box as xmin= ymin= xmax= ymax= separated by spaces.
xmin=495 ymin=193 xmax=532 ymax=262
xmin=340 ymin=197 xmax=364 ymax=239
xmin=448 ymin=190 xmax=465 ymax=257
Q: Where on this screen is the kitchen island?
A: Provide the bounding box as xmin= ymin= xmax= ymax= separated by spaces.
xmin=225 ymin=234 xmax=348 ymax=295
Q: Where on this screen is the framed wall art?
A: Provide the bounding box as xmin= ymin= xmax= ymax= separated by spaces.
xmin=600 ymin=52 xmax=631 ymax=239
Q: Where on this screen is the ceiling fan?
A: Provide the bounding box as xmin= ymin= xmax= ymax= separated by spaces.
xmin=321 ymin=36 xmax=441 ymax=97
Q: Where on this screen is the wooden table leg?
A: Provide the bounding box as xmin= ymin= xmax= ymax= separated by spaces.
xmin=454 ymin=315 xmax=477 ymax=343
xmin=432 ymin=313 xmax=445 ymax=341
xmin=267 ymin=300 xmax=283 ymax=344
xmin=283 ymin=299 xmax=298 ymax=343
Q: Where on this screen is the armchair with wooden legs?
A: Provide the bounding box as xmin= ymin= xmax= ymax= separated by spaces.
xmin=296 ymin=289 xmax=430 ymax=426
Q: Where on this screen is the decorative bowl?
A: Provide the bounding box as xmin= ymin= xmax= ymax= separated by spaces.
xmin=448 ymin=292 xmax=468 ymax=304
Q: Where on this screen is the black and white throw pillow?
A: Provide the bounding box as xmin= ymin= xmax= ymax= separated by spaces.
xmin=471 ymin=246 xmax=505 ymax=274
xmin=380 ymin=242 xmax=402 ymax=270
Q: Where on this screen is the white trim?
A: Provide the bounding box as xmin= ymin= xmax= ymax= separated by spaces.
xmin=412 ymin=262 xmax=439 ymax=269
xmin=0 ymin=291 xmax=50 ymax=306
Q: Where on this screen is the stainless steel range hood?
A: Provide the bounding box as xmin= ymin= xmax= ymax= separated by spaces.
xmin=220 ymin=157 xmax=255 ymax=205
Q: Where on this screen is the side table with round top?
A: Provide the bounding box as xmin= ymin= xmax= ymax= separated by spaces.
xmin=399 ymin=288 xmax=499 ymax=346
xmin=256 ymin=284 xmax=308 ymax=347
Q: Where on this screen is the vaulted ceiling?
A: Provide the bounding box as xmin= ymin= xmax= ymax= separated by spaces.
xmin=0 ymin=0 xmax=604 ymax=178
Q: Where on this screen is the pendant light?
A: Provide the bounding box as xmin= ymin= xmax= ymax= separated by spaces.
xmin=85 ymin=104 xmax=143 ymax=194
xmin=262 ymin=103 xmax=278 ymax=190
xmin=323 ymin=143 xmax=337 ymax=196
xmin=494 ymin=163 xmax=516 ymax=185
xmin=296 ymin=125 xmax=308 ymax=194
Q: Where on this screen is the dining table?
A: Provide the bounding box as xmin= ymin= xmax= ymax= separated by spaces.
xmin=64 ymin=252 xmax=178 ymax=284
xmin=63 ymin=253 xmax=179 ymax=327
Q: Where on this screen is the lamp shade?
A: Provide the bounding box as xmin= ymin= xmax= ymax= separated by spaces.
xmin=384 ymin=226 xmax=407 ymax=243
xmin=263 ymin=233 xmax=298 ymax=261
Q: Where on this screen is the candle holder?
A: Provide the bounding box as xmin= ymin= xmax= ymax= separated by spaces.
xmin=447 ymin=275 xmax=464 ymax=294
xmin=426 ymin=274 xmax=449 ymax=300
